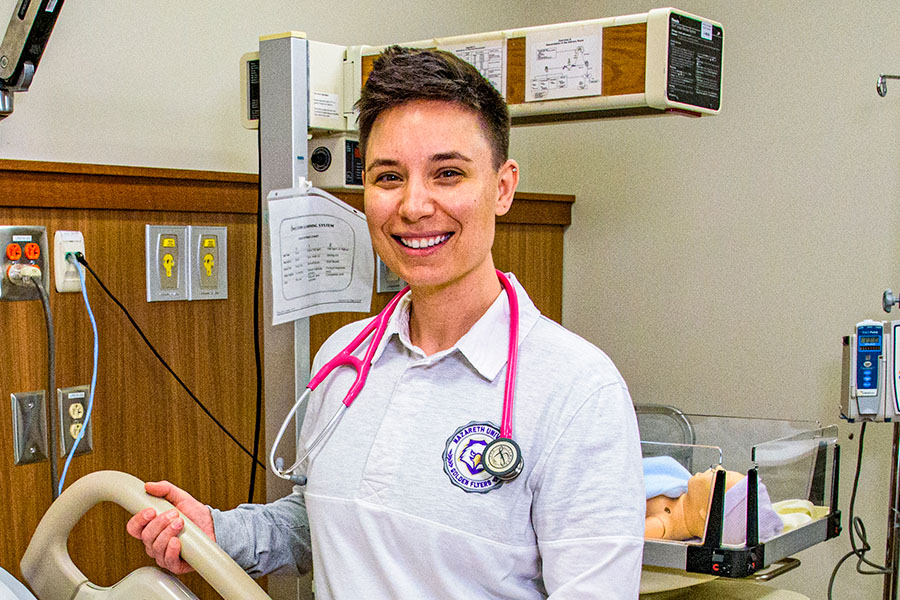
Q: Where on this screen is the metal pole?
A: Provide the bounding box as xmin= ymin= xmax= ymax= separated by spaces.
xmin=259 ymin=32 xmax=310 ymax=503
xmin=884 ymin=422 xmax=900 ymax=600
xmin=259 ymin=32 xmax=312 ymax=600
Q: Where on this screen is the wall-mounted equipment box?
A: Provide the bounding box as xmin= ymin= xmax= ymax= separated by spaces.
xmin=241 ymin=38 xmax=349 ymax=131
xmin=309 ymin=134 xmax=363 ymax=189
xmin=0 ymin=225 xmax=48 ymax=301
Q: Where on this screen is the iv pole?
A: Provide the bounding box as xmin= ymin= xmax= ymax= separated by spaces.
xmin=881 ymin=290 xmax=900 ymax=600
xmin=886 ymin=424 xmax=900 ymax=600
xmin=881 ymin=65 xmax=900 ymax=600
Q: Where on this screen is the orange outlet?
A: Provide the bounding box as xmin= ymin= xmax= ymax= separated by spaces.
xmin=6 ymin=243 xmax=21 ymax=260
xmin=24 ymin=243 xmax=40 ymax=260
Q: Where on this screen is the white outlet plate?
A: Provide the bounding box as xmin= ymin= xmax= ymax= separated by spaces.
xmin=54 ymin=230 xmax=85 ymax=293
xmin=57 ymin=385 xmax=93 ymax=456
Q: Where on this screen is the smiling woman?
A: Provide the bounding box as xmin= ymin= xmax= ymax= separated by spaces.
xmin=362 ymin=99 xmax=519 ymax=346
xmin=130 ymin=45 xmax=645 ymax=600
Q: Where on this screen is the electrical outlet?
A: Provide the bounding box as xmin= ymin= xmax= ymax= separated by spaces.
xmin=189 ymin=226 xmax=227 ymax=300
xmin=11 ymin=390 xmax=48 ymax=465
xmin=146 ymin=225 xmax=188 ymax=302
xmin=54 ymin=230 xmax=85 ymax=293
xmin=0 ymin=225 xmax=49 ymax=301
xmin=57 ymin=386 xmax=92 ymax=456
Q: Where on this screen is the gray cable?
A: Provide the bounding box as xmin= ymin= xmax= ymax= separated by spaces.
xmin=31 ymin=276 xmax=59 ymax=500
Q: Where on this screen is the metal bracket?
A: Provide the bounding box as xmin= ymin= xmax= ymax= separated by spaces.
xmin=877 ymin=74 xmax=900 ymax=97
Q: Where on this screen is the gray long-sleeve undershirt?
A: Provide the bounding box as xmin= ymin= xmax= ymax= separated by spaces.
xmin=210 ymin=491 xmax=313 ymax=578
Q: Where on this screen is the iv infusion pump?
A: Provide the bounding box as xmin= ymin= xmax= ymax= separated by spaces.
xmin=842 ymin=320 xmax=900 ymax=422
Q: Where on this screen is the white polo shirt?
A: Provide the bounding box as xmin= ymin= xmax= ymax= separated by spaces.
xmin=213 ymin=274 xmax=644 ymax=598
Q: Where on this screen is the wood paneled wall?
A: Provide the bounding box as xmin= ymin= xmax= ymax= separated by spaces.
xmin=0 ymin=160 xmax=572 ymax=599
xmin=0 ymin=161 xmax=264 ymax=599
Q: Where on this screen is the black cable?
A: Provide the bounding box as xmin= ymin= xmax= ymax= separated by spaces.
xmin=31 ymin=276 xmax=59 ymax=500
xmin=74 ymin=253 xmax=265 ymax=470
xmin=248 ymin=128 xmax=265 ymax=503
xmin=828 ymin=423 xmax=890 ymax=600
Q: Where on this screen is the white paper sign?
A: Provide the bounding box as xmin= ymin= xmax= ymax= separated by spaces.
xmin=525 ymin=28 xmax=602 ymax=102
xmin=439 ymin=39 xmax=506 ymax=97
xmin=312 ymin=91 xmax=340 ymax=120
xmin=268 ymin=185 xmax=373 ymax=325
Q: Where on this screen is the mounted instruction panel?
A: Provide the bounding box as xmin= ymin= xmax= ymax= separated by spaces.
xmin=241 ymin=8 xmax=723 ymax=134
xmin=350 ymin=7 xmax=723 ymax=126
xmin=524 ymin=26 xmax=603 ymax=102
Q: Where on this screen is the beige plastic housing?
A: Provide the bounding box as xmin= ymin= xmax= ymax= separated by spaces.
xmin=20 ymin=471 xmax=270 ymax=600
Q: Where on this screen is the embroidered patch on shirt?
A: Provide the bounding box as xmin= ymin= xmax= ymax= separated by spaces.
xmin=443 ymin=421 xmax=503 ymax=493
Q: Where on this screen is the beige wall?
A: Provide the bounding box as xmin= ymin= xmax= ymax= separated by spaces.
xmin=3 ymin=0 xmax=899 ymax=598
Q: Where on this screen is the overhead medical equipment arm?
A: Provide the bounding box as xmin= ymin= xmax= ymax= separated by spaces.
xmin=20 ymin=470 xmax=270 ymax=600
xmin=0 ymin=0 xmax=64 ymax=120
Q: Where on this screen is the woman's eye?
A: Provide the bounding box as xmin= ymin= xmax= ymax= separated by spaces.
xmin=374 ymin=172 xmax=401 ymax=183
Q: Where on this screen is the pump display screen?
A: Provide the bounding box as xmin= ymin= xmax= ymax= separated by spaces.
xmin=856 ymin=324 xmax=883 ymax=398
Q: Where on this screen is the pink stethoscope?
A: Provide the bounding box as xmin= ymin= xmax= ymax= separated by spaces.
xmin=270 ymin=270 xmax=523 ymax=486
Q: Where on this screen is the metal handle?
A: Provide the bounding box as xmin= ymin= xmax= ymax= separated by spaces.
xmin=749 ymin=557 xmax=801 ymax=581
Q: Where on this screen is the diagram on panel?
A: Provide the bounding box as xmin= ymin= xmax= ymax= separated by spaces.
xmin=525 ymin=31 xmax=602 ymax=102
xmin=439 ymin=39 xmax=506 ymax=96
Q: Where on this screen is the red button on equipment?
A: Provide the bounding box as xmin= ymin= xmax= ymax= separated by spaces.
xmin=6 ymin=244 xmax=21 ymax=260
xmin=24 ymin=243 xmax=40 ymax=260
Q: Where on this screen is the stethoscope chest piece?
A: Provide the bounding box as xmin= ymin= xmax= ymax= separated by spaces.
xmin=482 ymin=437 xmax=523 ymax=481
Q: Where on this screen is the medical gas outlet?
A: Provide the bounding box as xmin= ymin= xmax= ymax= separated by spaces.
xmin=189 ymin=226 xmax=227 ymax=300
xmin=146 ymin=225 xmax=187 ymax=301
xmin=0 ymin=225 xmax=49 ymax=301
xmin=146 ymin=225 xmax=227 ymax=302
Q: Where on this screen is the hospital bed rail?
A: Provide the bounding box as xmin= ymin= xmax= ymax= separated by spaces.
xmin=20 ymin=470 xmax=270 ymax=600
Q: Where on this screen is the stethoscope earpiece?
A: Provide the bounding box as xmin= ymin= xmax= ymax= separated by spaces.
xmin=482 ymin=437 xmax=524 ymax=482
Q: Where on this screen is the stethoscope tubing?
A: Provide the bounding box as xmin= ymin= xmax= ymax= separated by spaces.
xmin=498 ymin=271 xmax=519 ymax=439
xmin=270 ymin=286 xmax=408 ymax=483
xmin=270 ymin=270 xmax=519 ymax=484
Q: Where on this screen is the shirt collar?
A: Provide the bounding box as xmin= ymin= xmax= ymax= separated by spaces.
xmin=369 ymin=273 xmax=541 ymax=381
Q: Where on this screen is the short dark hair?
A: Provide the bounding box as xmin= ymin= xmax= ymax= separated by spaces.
xmin=355 ymin=46 xmax=510 ymax=169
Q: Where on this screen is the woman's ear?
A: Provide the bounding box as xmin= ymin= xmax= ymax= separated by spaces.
xmin=495 ymin=159 xmax=519 ymax=217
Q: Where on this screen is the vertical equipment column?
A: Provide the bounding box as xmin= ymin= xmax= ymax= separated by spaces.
xmin=259 ymin=32 xmax=312 ymax=600
xmin=259 ymin=33 xmax=310 ymax=500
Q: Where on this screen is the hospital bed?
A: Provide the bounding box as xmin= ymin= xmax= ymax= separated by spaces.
xmin=637 ymin=405 xmax=840 ymax=594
